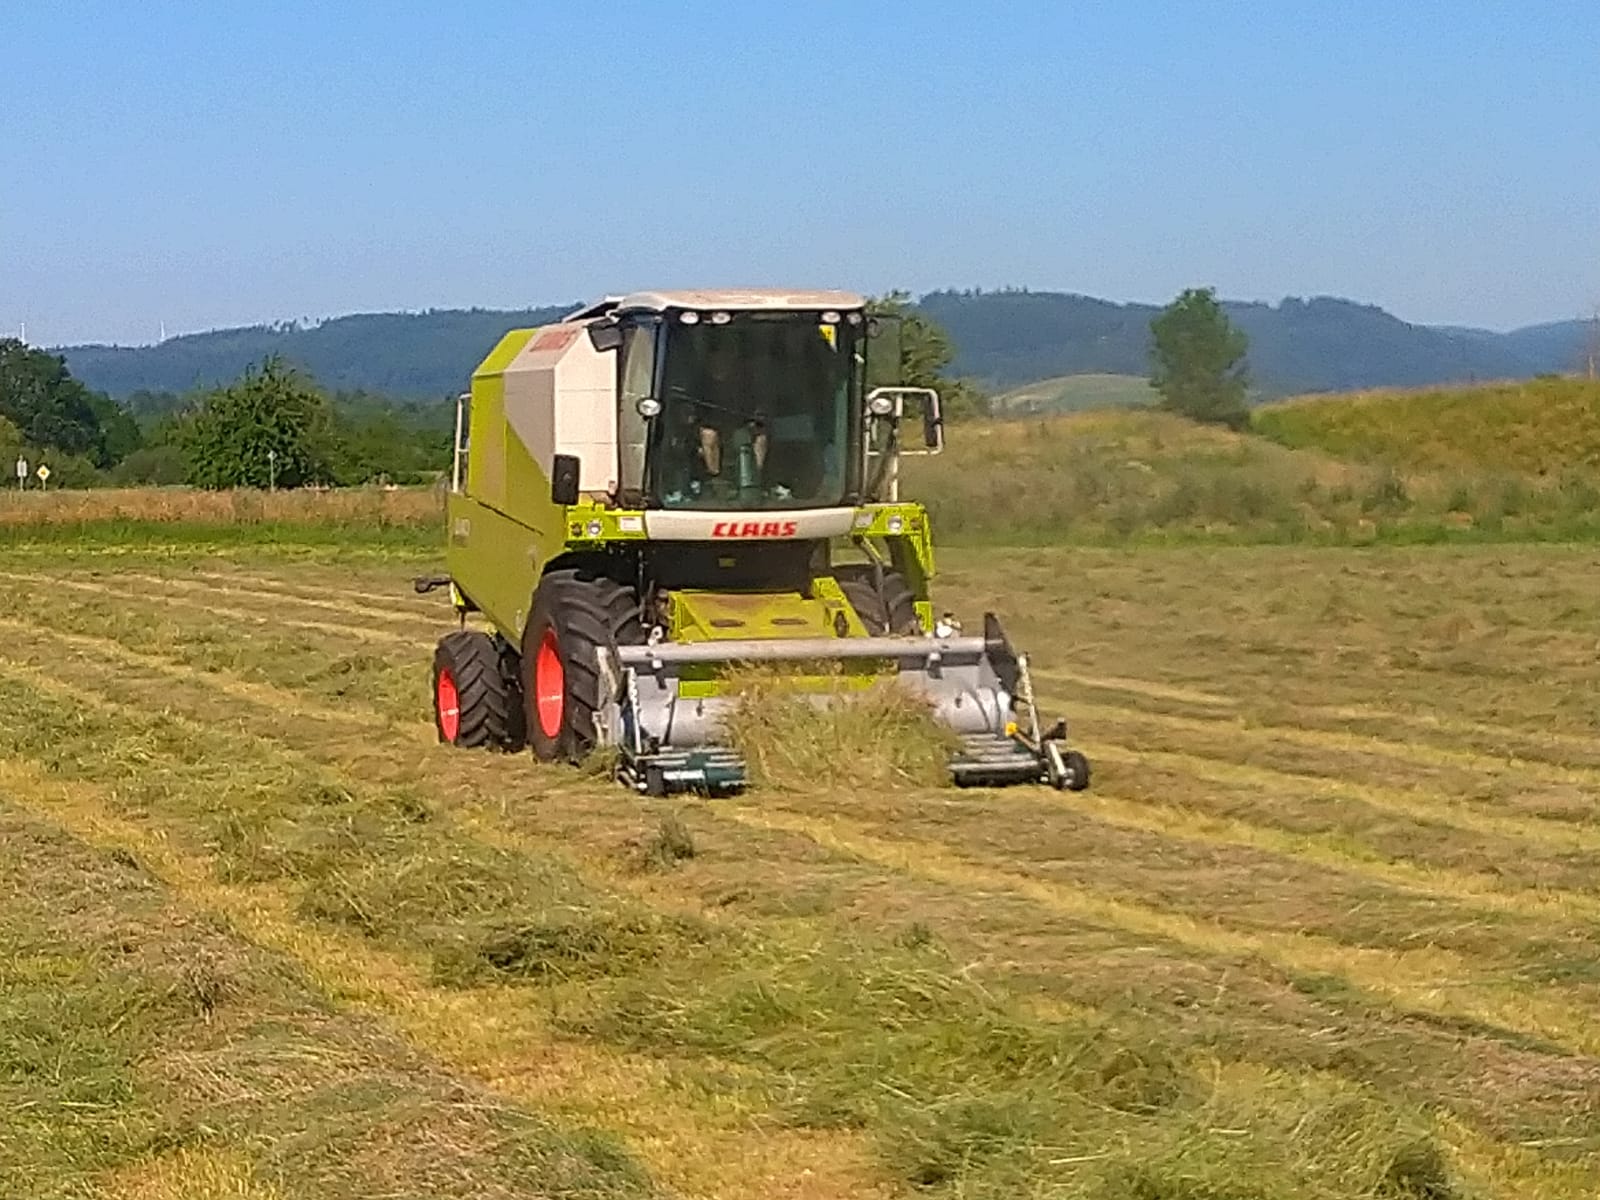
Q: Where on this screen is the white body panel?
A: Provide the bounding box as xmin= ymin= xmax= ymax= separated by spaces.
xmin=502 ymin=322 xmax=620 ymax=494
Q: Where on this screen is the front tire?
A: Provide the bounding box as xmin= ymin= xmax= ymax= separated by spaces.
xmin=836 ymin=566 xmax=921 ymax=636
xmin=522 ymin=571 xmax=646 ymax=762
xmin=1052 ymin=748 xmax=1091 ymax=792
xmin=433 ymin=630 xmax=521 ymax=751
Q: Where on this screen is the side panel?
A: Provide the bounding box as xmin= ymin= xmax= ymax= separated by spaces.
xmin=501 ymin=340 xmax=558 ymax=520
xmin=467 ymin=374 xmax=508 ymax=509
xmin=466 ymin=329 xmax=539 ymax=512
xmin=445 ymin=492 xmax=557 ymax=644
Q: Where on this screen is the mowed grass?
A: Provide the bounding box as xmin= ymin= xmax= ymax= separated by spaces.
xmin=0 ymin=801 xmax=653 ymax=1200
xmin=2 ymin=539 xmax=1600 ymax=1197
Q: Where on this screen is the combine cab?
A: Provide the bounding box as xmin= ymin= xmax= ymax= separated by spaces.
xmin=419 ymin=289 xmax=1089 ymax=795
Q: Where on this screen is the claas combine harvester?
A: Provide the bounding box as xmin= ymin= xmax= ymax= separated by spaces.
xmin=418 ymin=289 xmax=1090 ymax=796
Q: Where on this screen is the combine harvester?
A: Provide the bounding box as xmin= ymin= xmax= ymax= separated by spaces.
xmin=420 ymin=289 xmax=1089 ymax=796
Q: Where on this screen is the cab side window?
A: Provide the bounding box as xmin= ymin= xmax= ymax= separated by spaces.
xmin=617 ymin=324 xmax=656 ymax=496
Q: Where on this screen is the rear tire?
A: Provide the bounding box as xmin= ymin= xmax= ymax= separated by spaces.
xmin=836 ymin=566 xmax=921 ymax=636
xmin=522 ymin=571 xmax=646 ymax=762
xmin=433 ymin=630 xmax=520 ymax=751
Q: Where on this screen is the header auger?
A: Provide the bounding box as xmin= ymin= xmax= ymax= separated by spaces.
xmin=419 ymin=289 xmax=1089 ymax=796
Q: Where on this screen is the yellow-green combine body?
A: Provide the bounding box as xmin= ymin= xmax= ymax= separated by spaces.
xmin=427 ymin=289 xmax=1090 ymax=796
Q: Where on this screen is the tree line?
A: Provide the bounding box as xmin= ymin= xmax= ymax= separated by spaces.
xmin=0 ymin=339 xmax=450 ymax=489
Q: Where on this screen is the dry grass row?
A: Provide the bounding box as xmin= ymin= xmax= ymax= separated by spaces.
xmin=0 ymin=679 xmax=884 ymax=1200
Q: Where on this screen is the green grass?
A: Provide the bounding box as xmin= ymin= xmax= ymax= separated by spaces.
xmin=0 ymin=516 xmax=437 ymax=550
xmin=909 ymin=406 xmax=1600 ymax=545
xmin=1253 ymin=375 xmax=1600 ymax=473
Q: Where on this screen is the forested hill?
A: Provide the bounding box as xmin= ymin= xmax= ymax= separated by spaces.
xmin=919 ymin=291 xmax=1590 ymax=396
xmin=57 ymin=293 xmax=1593 ymax=402
xmin=61 ymin=306 xmax=578 ymax=400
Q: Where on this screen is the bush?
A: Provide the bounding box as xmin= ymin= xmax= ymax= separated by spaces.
xmin=111 ymin=444 xmax=186 ymax=486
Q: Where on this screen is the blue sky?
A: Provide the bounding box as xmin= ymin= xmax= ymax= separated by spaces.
xmin=3 ymin=1 xmax=1596 ymax=346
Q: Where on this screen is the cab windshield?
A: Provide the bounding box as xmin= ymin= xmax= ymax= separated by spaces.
xmin=647 ymin=312 xmax=860 ymax=510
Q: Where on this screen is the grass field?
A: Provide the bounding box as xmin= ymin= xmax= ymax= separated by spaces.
xmin=4 ymin=531 xmax=1600 ymax=1198
xmin=911 ymin=408 xmax=1600 ymax=544
xmin=990 ymin=373 xmax=1158 ymax=415
xmin=1253 ymin=376 xmax=1600 ymax=474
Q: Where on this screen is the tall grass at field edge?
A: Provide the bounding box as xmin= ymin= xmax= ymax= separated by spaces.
xmin=1253 ymin=375 xmax=1600 ymax=473
xmin=5 ymin=391 xmax=1599 ymax=549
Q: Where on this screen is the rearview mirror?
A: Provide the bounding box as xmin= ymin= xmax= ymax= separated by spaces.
xmin=923 ymin=397 xmax=944 ymax=450
xmin=587 ymin=320 xmax=622 ymax=352
xmin=551 ymin=453 xmax=581 ymax=505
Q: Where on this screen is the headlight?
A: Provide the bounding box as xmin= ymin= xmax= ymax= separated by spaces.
xmin=636 ymin=396 xmax=662 ymax=418
xmin=868 ymin=394 xmax=895 ymax=417
xmin=886 ymin=515 xmax=904 ymax=534
xmin=586 ymin=519 xmax=603 ymax=538
xmin=679 ymin=311 xmax=700 ymax=324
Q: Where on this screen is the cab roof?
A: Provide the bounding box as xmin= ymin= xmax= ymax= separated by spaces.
xmin=612 ymin=288 xmax=866 ymax=314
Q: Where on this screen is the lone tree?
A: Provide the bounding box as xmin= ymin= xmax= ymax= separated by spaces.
xmin=183 ymin=356 xmax=335 ymax=488
xmin=1149 ymin=287 xmax=1250 ymax=429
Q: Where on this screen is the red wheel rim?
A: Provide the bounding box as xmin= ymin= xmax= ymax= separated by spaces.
xmin=436 ymin=668 xmax=461 ymax=742
xmin=534 ymin=629 xmax=564 ymax=739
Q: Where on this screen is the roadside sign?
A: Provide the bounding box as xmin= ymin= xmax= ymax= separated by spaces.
xmin=15 ymin=457 xmax=26 ymax=485
xmin=36 ymin=464 xmax=50 ymax=484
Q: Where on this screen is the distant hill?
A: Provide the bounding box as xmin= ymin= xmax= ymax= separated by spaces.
xmin=61 ymin=306 xmax=578 ymax=400
xmin=992 ymin=373 xmax=1156 ymax=414
xmin=1500 ymin=318 xmax=1598 ymax=369
xmin=922 ymin=290 xmax=1589 ymax=397
xmin=54 ymin=293 xmax=1596 ymax=403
